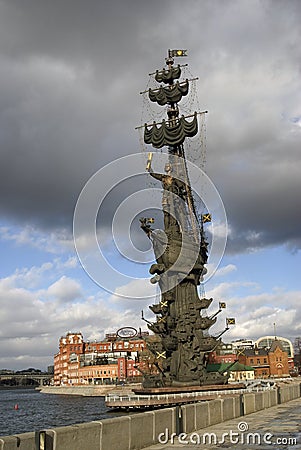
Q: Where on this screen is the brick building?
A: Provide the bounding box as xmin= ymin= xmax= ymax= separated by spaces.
xmin=54 ymin=332 xmax=84 ymax=386
xmin=209 ymin=338 xmax=291 ymax=380
xmin=238 ymin=339 xmax=289 ymax=378
xmin=255 ymin=335 xmax=295 ymax=372
xmin=268 ymin=339 xmax=290 ymax=377
xmin=54 ymin=331 xmax=147 ymax=386
xmin=78 ymin=362 xmax=118 ymax=384
xmin=118 ymin=357 xmax=141 ymax=382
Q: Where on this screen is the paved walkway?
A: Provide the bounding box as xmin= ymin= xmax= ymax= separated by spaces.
xmin=144 ymin=397 xmax=301 ymax=449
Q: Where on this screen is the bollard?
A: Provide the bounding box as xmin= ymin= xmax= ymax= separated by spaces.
xmin=239 ymin=393 xmax=244 ymax=416
xmin=277 ymin=386 xmax=281 ymax=404
xmin=175 ymin=405 xmax=183 ymax=435
xmin=35 ymin=430 xmax=46 ymax=450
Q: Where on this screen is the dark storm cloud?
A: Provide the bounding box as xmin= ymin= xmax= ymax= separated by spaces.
xmin=0 ymin=0 xmax=300 ymax=253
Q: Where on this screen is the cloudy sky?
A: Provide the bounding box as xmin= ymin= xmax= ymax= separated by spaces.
xmin=0 ymin=0 xmax=300 ymax=370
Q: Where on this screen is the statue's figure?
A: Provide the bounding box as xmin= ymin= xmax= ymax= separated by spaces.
xmin=147 ymin=163 xmax=188 ymax=232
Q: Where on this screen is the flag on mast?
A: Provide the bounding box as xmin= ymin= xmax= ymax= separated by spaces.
xmin=226 ymin=318 xmax=236 ymax=325
xmin=168 ymin=49 xmax=187 ymax=58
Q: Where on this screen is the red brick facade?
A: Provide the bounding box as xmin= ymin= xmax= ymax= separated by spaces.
xmin=54 ymin=332 xmax=84 ymax=385
xmin=238 ymin=340 xmax=289 ymax=378
xmin=54 ymin=332 xmax=146 ymax=385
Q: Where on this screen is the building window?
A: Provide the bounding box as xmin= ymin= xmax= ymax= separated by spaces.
xmin=250 ymin=359 xmax=254 ymax=364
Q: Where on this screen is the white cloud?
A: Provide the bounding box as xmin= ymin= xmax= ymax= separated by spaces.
xmin=55 ymin=256 xmax=78 ymax=269
xmin=0 ymin=256 xmax=79 ymax=291
xmin=212 ymin=264 xmax=237 ymax=278
xmin=0 ymin=225 xmax=74 ymax=254
xmin=206 ymin=280 xmax=259 ymax=302
xmin=213 ymin=288 xmax=301 ymax=342
xmin=46 ymin=276 xmax=83 ymax=303
xmin=1 ymin=262 xmax=53 ymax=289
xmin=112 ymin=277 xmax=157 ymax=301
xmin=0 ymin=263 xmax=152 ymax=370
xmin=1 ymin=258 xmax=300 ymax=370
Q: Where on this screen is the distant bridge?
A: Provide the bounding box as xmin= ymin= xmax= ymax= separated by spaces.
xmin=0 ymin=374 xmax=53 ymax=386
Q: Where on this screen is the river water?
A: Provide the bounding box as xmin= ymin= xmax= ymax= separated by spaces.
xmin=0 ymin=388 xmax=124 ymax=437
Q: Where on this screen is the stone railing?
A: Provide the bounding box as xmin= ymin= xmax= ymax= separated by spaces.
xmin=1 ymin=382 xmax=300 ymax=450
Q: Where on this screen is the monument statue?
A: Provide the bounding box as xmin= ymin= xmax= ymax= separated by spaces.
xmin=138 ymin=50 xmax=232 ymax=388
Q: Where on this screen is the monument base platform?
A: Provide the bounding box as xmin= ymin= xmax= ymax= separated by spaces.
xmin=133 ymin=383 xmax=245 ymax=395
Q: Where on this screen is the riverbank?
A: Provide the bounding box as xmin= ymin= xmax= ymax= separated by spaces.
xmin=0 ymin=385 xmax=37 ymax=390
xmin=2 ymin=383 xmax=300 ymax=449
xmin=39 ymin=383 xmax=141 ymax=396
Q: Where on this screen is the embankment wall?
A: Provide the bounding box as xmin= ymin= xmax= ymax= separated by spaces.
xmin=1 ymin=382 xmax=300 ymax=450
xmin=39 ymin=384 xmax=140 ymax=396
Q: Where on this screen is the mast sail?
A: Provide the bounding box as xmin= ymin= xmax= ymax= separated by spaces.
xmin=148 ymin=80 xmax=189 ymax=105
xmin=155 ymin=64 xmax=181 ymax=83
xmin=144 ymin=112 xmax=198 ymax=148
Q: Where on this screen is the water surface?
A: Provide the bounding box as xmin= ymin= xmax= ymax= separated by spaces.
xmin=0 ymin=388 xmax=123 ymax=436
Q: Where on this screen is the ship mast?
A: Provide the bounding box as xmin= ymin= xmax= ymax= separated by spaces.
xmin=139 ymin=50 xmax=230 ymax=388
xmin=143 ymin=51 xmax=205 ymax=242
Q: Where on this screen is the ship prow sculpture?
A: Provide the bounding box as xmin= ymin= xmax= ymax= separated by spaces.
xmin=138 ymin=50 xmax=233 ymax=389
